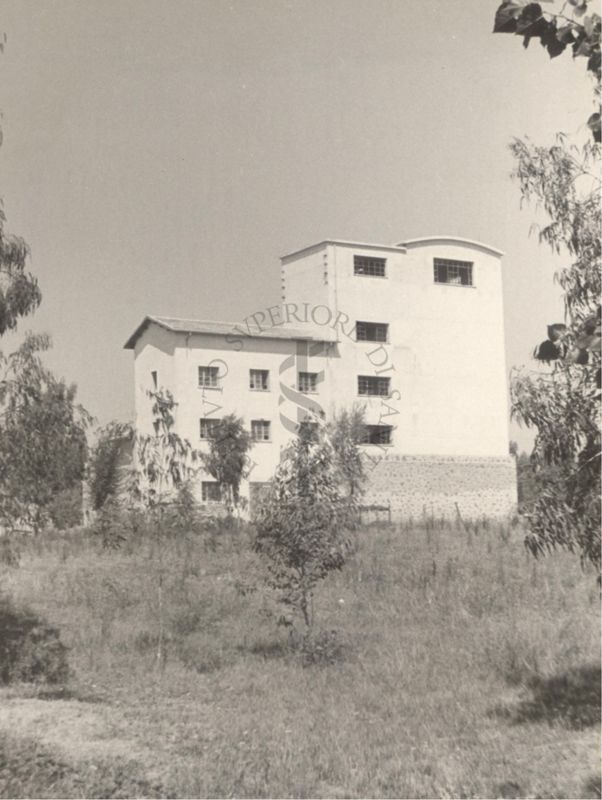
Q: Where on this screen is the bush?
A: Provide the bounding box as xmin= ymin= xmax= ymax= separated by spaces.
xmin=0 ymin=596 xmax=69 ymax=685
xmin=300 ymin=628 xmax=345 ymax=667
xmin=0 ymin=732 xmax=167 ymax=798
xmin=48 ymin=485 xmax=83 ymax=530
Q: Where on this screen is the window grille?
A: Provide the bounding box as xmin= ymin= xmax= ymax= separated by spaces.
xmin=298 ymin=372 xmax=318 ymax=393
xmin=433 ymin=258 xmax=473 ymax=286
xmin=200 ymin=418 xmax=220 ymax=439
xmin=251 ymin=420 xmax=271 ymax=441
xmin=354 ymin=256 xmax=386 ymax=277
xmin=361 ymin=425 xmax=393 ymax=445
xmin=357 ymin=375 xmax=390 ymax=396
xmin=198 ymin=365 xmax=220 ymax=388
xmin=249 ymin=369 xmax=269 ymax=391
xmin=356 ymin=321 xmax=388 ymax=342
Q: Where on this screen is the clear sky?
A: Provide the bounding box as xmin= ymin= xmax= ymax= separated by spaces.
xmin=0 ymin=0 xmax=595 ymax=450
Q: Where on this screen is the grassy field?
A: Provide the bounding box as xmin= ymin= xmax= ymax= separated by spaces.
xmin=0 ymin=517 xmax=600 ymax=799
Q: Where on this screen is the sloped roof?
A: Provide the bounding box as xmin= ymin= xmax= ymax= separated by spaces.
xmin=124 ymin=315 xmax=338 ymax=349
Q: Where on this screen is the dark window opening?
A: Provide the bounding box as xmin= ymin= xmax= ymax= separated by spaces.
xmin=361 ymin=425 xmax=393 ymax=445
xmin=250 ymin=369 xmax=269 ymax=390
xmin=434 ymin=258 xmax=473 ymax=286
xmin=202 ymin=482 xmax=221 ymax=502
xmin=354 ymin=256 xmax=386 ymax=277
xmin=251 ymin=420 xmax=271 ymax=441
xmin=356 ymin=321 xmax=388 ymax=342
xmin=200 ymin=418 xmax=220 ymax=439
xmin=198 ymin=365 xmax=220 ymax=388
xmin=298 ymin=371 xmax=318 ymax=393
xmin=358 ymin=375 xmax=390 ymax=396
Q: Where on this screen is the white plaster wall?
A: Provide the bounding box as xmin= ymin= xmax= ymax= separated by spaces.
xmin=130 ymin=234 xmax=512 ymax=509
xmin=136 ymin=325 xmax=327 ymax=496
xmin=282 ymin=240 xmax=510 ymax=458
xmin=133 ymin=324 xmax=176 ymax=436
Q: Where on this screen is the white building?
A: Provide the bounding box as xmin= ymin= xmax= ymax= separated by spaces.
xmin=125 ymin=236 xmax=517 ymax=518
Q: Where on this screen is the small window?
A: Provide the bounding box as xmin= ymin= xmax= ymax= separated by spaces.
xmin=354 ymin=255 xmax=386 ymax=277
xmin=433 ymin=258 xmax=473 ymax=286
xmin=356 ymin=321 xmax=388 ymax=342
xmin=361 ymin=425 xmax=393 ymax=445
xmin=198 ymin=365 xmax=220 ymax=388
xmin=151 ymin=370 xmax=158 ymax=389
xmin=358 ymin=375 xmax=390 ymax=396
xmin=201 ymin=481 xmax=221 ymax=502
xmin=250 ymin=369 xmax=269 ymax=391
xmin=251 ymin=419 xmax=271 ymax=442
xmin=298 ymin=371 xmax=318 ymax=393
xmin=200 ymin=418 xmax=220 ymax=440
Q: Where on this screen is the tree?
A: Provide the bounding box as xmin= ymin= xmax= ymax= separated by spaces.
xmin=131 ymin=389 xmax=199 ymax=669
xmin=133 ymin=389 xmax=198 ymax=509
xmin=0 ymin=39 xmax=42 ymax=333
xmin=253 ymin=420 xmax=356 ymax=634
xmin=0 ymin=212 xmax=41 ymax=335
xmin=201 ymin=414 xmax=253 ymax=512
xmin=0 ymin=333 xmax=90 ymax=532
xmin=494 ymin=0 xmax=601 ymax=568
xmin=88 ymin=421 xmax=133 ymax=511
xmin=327 ymin=404 xmax=366 ymax=498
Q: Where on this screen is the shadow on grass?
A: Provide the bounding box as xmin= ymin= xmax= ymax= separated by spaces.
xmin=34 ymin=685 xmax=106 ymax=704
xmin=582 ymin=774 xmax=602 ymax=799
xmin=2 ymin=683 xmax=106 ymax=704
xmin=492 ymin=663 xmax=601 ymax=730
xmin=236 ymin=639 xmax=291 ymax=660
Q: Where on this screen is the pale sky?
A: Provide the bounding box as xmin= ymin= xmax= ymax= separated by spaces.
xmin=0 ymin=0 xmax=595 ymax=450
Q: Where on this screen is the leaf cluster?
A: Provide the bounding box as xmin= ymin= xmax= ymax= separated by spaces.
xmin=326 ymin=404 xmax=366 ymax=497
xmin=494 ymin=0 xmax=601 ymax=139
xmin=0 ymin=210 xmax=42 ymax=335
xmin=202 ymin=413 xmax=253 ymax=508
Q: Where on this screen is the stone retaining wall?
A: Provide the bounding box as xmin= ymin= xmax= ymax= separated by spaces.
xmin=363 ymin=454 xmax=517 ymax=520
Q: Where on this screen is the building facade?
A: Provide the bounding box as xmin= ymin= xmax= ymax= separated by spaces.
xmin=125 ymin=236 xmax=517 ymax=518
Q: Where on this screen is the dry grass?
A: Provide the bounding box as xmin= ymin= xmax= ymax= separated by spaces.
xmin=1 ymin=518 xmax=600 ymax=798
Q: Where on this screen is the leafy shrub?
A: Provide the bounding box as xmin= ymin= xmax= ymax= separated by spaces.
xmin=300 ymin=628 xmax=345 ymax=667
xmin=0 ymin=732 xmax=168 ymax=798
xmin=0 ymin=595 xmax=69 ymax=685
xmin=88 ymin=421 xmax=133 ymax=511
xmin=48 ymin=485 xmax=83 ymax=530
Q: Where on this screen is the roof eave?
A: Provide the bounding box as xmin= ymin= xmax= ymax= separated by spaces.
xmin=398 ymin=236 xmax=504 ymax=257
xmin=281 ymin=239 xmax=407 ymax=263
xmin=124 ymin=315 xmax=338 ymax=348
xmin=123 ymin=315 xmax=175 ymax=349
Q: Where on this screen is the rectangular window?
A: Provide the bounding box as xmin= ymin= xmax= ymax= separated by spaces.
xmin=361 ymin=425 xmax=393 ymax=445
xmin=356 ymin=321 xmax=388 ymax=342
xmin=433 ymin=258 xmax=473 ymax=286
xmin=251 ymin=419 xmax=271 ymax=442
xmin=201 ymin=481 xmax=221 ymax=503
xmin=249 ymin=369 xmax=269 ymax=391
xmin=151 ymin=370 xmax=158 ymax=389
xmin=298 ymin=371 xmax=318 ymax=393
xmin=358 ymin=375 xmax=390 ymax=396
xmin=354 ymin=255 xmax=386 ymax=277
xmin=200 ymin=418 xmax=220 ymax=439
xmin=198 ymin=365 xmax=219 ymax=388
